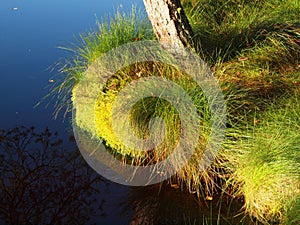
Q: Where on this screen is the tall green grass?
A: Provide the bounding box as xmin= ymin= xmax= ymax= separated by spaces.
xmin=185 ymin=0 xmax=300 ymax=61
xmin=47 ymin=7 xmax=155 ymax=118
xmin=223 ymin=93 xmax=300 ymax=224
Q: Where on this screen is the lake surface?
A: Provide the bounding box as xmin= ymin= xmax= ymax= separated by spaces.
xmin=0 ymin=0 xmax=143 ymax=224
xmin=0 ymin=0 xmax=143 ymax=130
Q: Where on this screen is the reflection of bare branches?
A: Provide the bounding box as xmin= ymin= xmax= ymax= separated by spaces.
xmin=0 ymin=126 xmax=107 ymax=224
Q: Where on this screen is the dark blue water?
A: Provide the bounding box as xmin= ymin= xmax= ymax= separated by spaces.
xmin=0 ymin=0 xmax=143 ymax=130
xmin=0 ymin=1 xmax=143 ymax=224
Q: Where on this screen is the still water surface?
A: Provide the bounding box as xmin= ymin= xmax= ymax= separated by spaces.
xmin=0 ymin=0 xmax=142 ymax=130
xmin=0 ymin=1 xmax=143 ymax=224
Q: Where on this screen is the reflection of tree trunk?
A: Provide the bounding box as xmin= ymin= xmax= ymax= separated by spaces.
xmin=128 ymin=183 xmax=203 ymax=225
xmin=130 ymin=196 xmax=158 ymax=225
xmin=127 ymin=183 xmax=248 ymax=225
xmin=143 ymin=0 xmax=196 ymax=52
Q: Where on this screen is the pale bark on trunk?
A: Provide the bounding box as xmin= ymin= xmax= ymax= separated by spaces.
xmin=143 ymin=0 xmax=196 ymax=53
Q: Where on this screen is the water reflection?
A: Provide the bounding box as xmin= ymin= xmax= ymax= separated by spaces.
xmin=0 ymin=126 xmax=108 ymax=224
xmin=0 ymin=126 xmax=254 ymax=225
xmin=124 ymin=181 xmax=251 ymax=225
xmin=0 ymin=126 xmax=255 ymax=225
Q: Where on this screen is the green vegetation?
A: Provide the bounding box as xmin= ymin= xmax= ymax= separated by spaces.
xmin=48 ymin=7 xmax=155 ymax=118
xmin=51 ymin=1 xmax=300 ymax=224
xmin=223 ymin=94 xmax=300 ymax=224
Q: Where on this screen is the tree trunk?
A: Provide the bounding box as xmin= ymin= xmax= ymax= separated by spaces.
xmin=129 ymin=2 xmax=197 ymax=224
xmin=143 ymin=0 xmax=196 ymax=53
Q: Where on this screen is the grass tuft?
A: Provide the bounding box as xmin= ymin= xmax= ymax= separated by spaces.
xmin=224 ymin=93 xmax=300 ymax=223
xmin=46 ymin=7 xmax=155 ymax=118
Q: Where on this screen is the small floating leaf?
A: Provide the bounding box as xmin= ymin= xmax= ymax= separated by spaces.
xmin=171 ymin=184 xmax=179 ymax=189
xmin=205 ymin=196 xmax=213 ymax=201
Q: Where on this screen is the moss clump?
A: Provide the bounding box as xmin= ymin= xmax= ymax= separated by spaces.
xmin=73 ymin=60 xmax=217 ymax=194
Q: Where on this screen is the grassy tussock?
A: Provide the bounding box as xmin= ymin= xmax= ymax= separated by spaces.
xmin=92 ymin=61 xmax=216 ymax=195
xmin=223 ymin=94 xmax=300 ymax=223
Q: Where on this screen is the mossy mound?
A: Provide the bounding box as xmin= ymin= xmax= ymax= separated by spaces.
xmin=72 ymin=60 xmax=221 ymax=194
